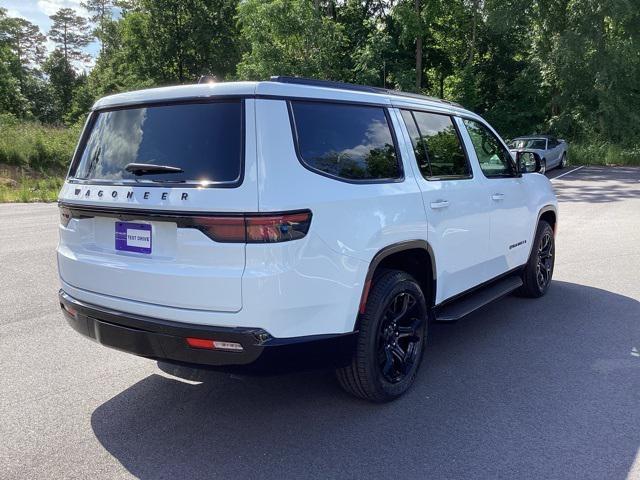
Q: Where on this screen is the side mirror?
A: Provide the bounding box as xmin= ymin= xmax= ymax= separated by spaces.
xmin=516 ymin=151 xmax=542 ymax=174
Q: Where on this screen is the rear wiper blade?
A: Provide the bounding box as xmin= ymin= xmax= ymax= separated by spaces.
xmin=125 ymin=163 xmax=184 ymax=176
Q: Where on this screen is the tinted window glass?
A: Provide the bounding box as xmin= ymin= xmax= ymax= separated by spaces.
xmin=463 ymin=119 xmax=516 ymax=178
xmin=72 ymin=101 xmax=243 ymax=185
xmin=290 ymin=101 xmax=401 ymax=181
xmin=400 ymin=110 xmax=430 ymax=175
xmin=401 ymin=110 xmax=470 ymax=179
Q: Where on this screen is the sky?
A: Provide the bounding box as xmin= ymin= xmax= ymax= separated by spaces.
xmin=1 ymin=0 xmax=100 ymax=69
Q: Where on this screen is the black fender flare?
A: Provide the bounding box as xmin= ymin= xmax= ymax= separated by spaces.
xmin=357 ymin=240 xmax=437 ymax=318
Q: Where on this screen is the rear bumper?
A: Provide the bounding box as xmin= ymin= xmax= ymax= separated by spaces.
xmin=59 ymin=290 xmax=356 ymax=374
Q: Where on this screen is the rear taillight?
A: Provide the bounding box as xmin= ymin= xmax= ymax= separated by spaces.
xmin=193 ymin=216 xmax=246 ymax=242
xmin=246 ymin=212 xmax=311 ymax=243
xmin=59 ymin=206 xmax=71 ymax=227
xmin=192 ymin=211 xmax=312 ymax=243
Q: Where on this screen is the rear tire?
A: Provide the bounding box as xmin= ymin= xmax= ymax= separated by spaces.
xmin=518 ymin=221 xmax=555 ymax=298
xmin=336 ymin=270 xmax=428 ymax=402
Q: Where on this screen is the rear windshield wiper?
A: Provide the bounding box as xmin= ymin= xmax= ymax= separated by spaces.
xmin=125 ymin=163 xmax=184 ymax=176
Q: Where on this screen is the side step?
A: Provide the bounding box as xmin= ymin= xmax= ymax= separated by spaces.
xmin=434 ymin=275 xmax=523 ymax=322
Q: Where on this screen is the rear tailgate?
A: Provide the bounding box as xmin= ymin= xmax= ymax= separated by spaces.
xmin=57 ymin=99 xmax=258 ymax=313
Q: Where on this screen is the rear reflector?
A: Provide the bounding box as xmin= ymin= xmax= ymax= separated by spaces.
xmin=61 ymin=302 xmax=78 ymax=318
xmin=186 ymin=337 xmax=243 ymax=352
xmin=186 ymin=337 xmax=214 ymax=349
xmin=192 ymin=211 xmax=312 ymax=243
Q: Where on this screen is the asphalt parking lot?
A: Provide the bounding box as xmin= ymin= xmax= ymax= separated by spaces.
xmin=1 ymin=166 xmax=639 ymax=480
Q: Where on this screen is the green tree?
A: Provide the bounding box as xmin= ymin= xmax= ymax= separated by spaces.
xmin=48 ymin=8 xmax=93 ymax=66
xmin=2 ymin=17 xmax=47 ymax=93
xmin=237 ymin=0 xmax=347 ymax=80
xmin=43 ymin=49 xmax=77 ymax=121
xmin=0 ymin=8 xmax=28 ymax=116
xmin=81 ymin=0 xmax=114 ymax=54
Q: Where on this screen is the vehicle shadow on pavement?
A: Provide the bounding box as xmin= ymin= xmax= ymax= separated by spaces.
xmin=91 ymin=281 xmax=640 ymax=479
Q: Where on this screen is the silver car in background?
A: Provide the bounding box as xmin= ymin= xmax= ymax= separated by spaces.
xmin=508 ymin=135 xmax=568 ymax=173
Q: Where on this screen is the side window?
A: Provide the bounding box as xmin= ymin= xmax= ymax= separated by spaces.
xmin=400 ymin=110 xmax=471 ymax=180
xmin=289 ymin=101 xmax=402 ymax=181
xmin=463 ymin=119 xmax=516 ymax=178
xmin=400 ymin=110 xmax=429 ymax=175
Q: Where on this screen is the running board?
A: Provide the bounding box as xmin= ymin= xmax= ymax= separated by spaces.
xmin=434 ymin=275 xmax=523 ymax=322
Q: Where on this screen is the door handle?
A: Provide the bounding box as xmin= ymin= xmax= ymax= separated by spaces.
xmin=491 ymin=193 xmax=505 ymax=201
xmin=430 ymin=200 xmax=450 ymax=209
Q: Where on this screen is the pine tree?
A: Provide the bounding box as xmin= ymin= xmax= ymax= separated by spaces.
xmin=48 ymin=8 xmax=93 ymax=66
xmin=81 ymin=0 xmax=113 ymax=54
xmin=2 ymin=18 xmax=46 ymax=88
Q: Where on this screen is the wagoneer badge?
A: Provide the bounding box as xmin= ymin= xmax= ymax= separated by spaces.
xmin=73 ymin=188 xmax=188 ymax=201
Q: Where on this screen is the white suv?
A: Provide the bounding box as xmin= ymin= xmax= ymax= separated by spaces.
xmin=58 ymin=77 xmax=557 ymax=402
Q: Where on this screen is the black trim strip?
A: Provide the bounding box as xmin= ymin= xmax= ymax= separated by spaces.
xmin=435 ymin=265 xmax=525 ymax=308
xmin=59 ymin=290 xmax=357 ymax=372
xmin=58 ymin=202 xmax=312 ymax=243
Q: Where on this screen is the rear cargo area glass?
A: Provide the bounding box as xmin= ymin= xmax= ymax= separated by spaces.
xmin=71 ymin=100 xmax=243 ymax=185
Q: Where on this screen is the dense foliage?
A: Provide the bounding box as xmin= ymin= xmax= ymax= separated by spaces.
xmin=0 ymin=0 xmax=639 ymax=175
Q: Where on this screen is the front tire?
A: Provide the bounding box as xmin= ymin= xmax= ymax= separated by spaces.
xmin=336 ymin=270 xmax=428 ymax=402
xmin=518 ymin=221 xmax=555 ymax=298
xmin=559 ymin=152 xmax=567 ymax=169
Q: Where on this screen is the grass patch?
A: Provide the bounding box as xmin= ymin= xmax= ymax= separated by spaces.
xmin=0 ymin=114 xmax=80 ymax=174
xmin=569 ymin=143 xmax=640 ymax=166
xmin=0 ymin=177 xmax=64 ymax=203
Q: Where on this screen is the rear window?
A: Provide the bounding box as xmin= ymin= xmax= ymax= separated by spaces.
xmin=70 ymin=100 xmax=243 ymax=185
xmin=289 ymin=101 xmax=402 ymax=182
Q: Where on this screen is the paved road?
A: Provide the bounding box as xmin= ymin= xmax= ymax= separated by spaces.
xmin=1 ymin=167 xmax=639 ymax=480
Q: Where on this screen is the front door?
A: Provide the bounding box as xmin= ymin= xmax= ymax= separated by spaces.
xmin=460 ymin=118 xmax=531 ymax=276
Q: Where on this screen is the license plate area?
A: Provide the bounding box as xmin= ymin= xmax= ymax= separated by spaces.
xmin=115 ymin=221 xmax=152 ymax=254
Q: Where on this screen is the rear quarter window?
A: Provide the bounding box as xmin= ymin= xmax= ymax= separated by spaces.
xmin=289 ymin=101 xmax=402 ymax=182
xmin=70 ymin=100 xmax=243 ymax=186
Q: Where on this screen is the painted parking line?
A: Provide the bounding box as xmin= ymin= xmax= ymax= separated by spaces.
xmin=550 ymin=165 xmax=584 ymax=181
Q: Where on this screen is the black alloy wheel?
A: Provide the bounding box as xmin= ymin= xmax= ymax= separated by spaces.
xmin=336 ymin=269 xmax=428 ymax=402
xmin=536 ymin=229 xmax=554 ymax=291
xmin=517 ymin=220 xmax=555 ymax=298
xmin=377 ymin=292 xmax=424 ymax=384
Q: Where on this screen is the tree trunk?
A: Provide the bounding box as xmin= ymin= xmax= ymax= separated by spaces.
xmin=466 ymin=0 xmax=479 ymax=68
xmin=415 ymin=0 xmax=422 ymax=90
xmin=63 ymin=23 xmax=68 ymax=64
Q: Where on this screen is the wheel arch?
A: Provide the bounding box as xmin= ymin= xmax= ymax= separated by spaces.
xmin=538 ymin=205 xmax=557 ymax=234
xmin=356 ymin=240 xmax=436 ymax=328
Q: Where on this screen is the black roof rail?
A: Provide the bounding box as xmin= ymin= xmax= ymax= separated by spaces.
xmin=269 ymin=76 xmax=462 ymax=108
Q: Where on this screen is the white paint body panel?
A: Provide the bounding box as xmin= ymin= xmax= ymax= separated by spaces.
xmin=57 ymin=81 xmax=557 ymax=338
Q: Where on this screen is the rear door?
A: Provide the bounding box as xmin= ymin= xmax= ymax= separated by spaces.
xmin=58 ymin=99 xmax=258 ymax=312
xmin=397 ymin=109 xmax=492 ymax=303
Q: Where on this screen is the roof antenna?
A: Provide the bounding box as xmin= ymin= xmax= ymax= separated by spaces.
xmin=198 ymin=75 xmax=218 ymax=84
